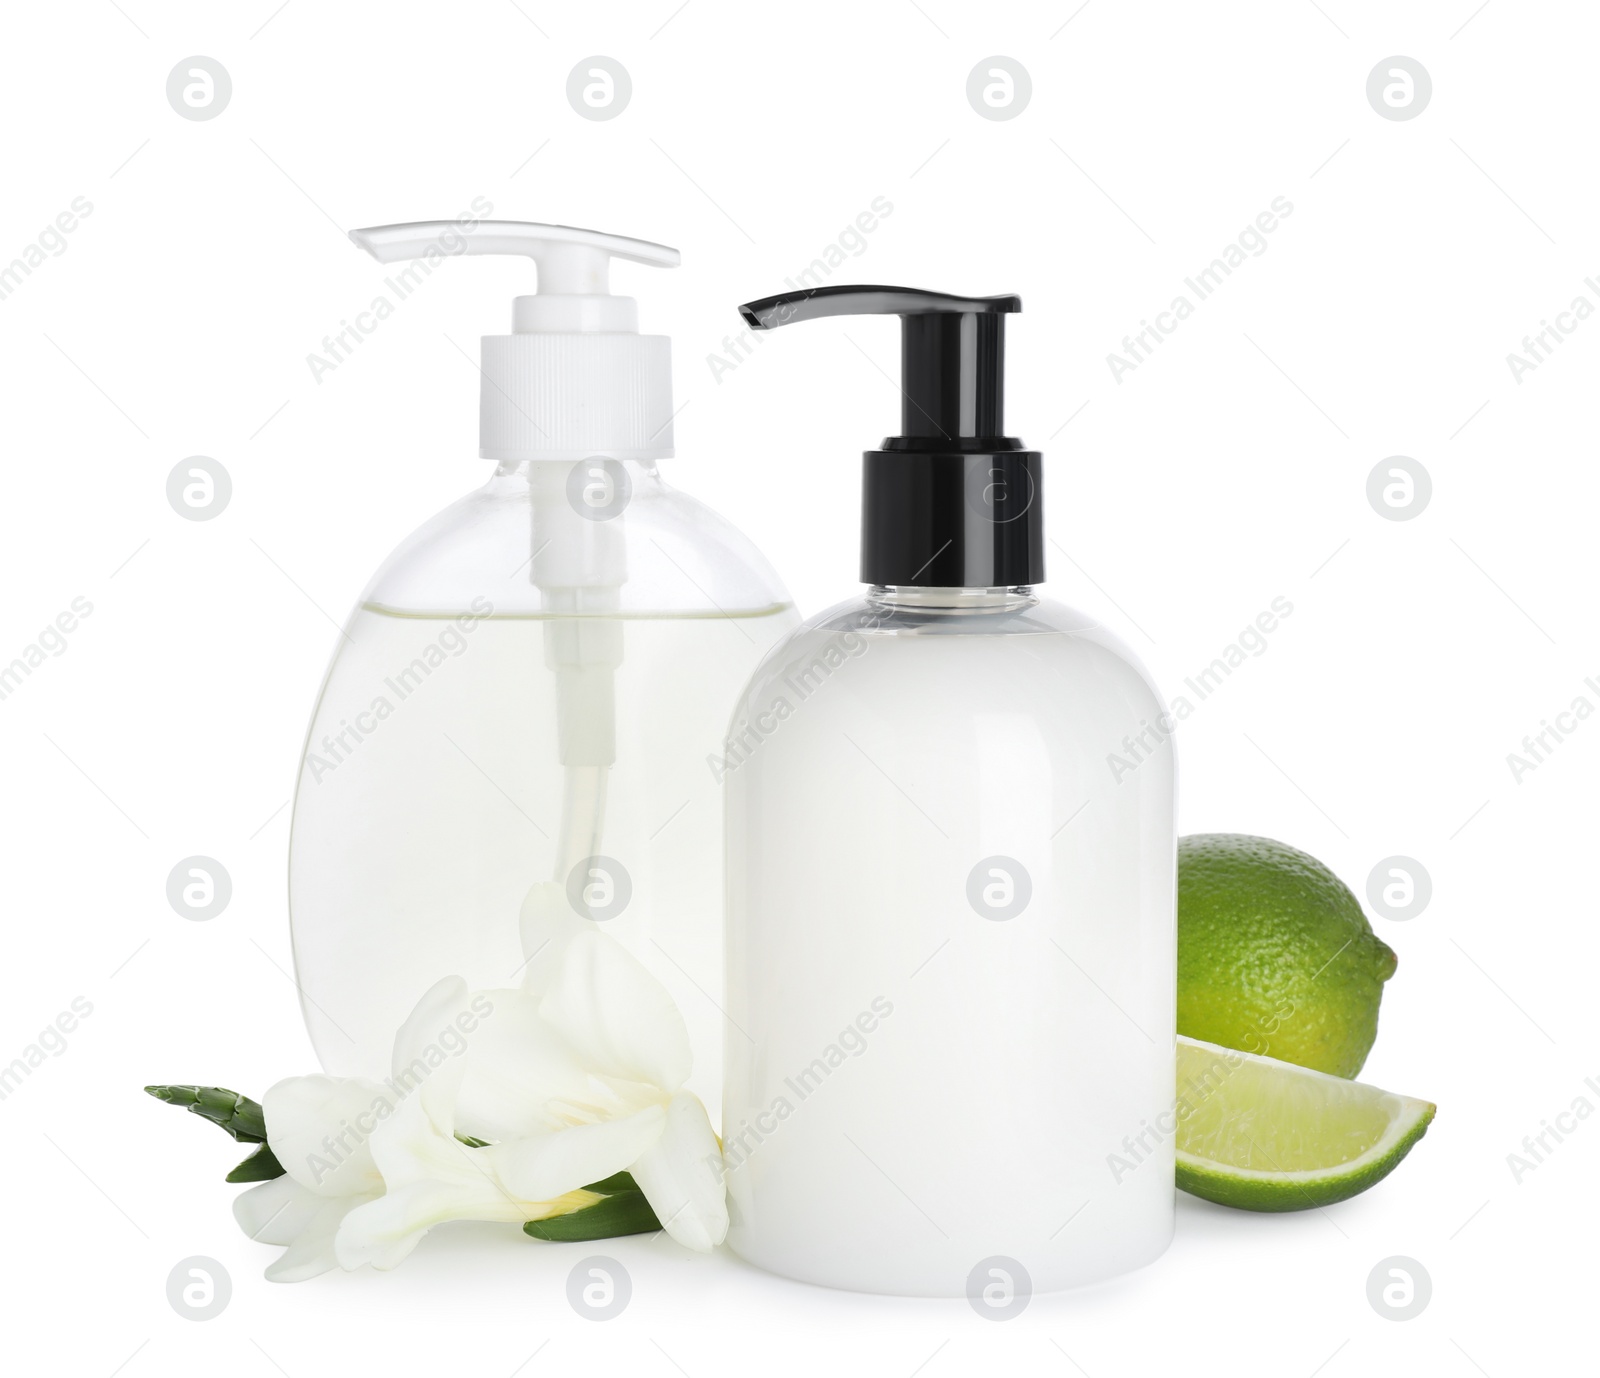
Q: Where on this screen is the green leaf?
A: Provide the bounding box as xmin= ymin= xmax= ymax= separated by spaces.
xmin=226 ymin=1143 xmax=286 ymax=1183
xmin=145 ymin=1085 xmax=267 ymax=1143
xmin=522 ymin=1172 xmax=662 ymax=1242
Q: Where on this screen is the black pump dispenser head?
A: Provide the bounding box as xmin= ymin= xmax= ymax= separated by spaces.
xmin=739 ymin=285 xmax=1044 ymax=589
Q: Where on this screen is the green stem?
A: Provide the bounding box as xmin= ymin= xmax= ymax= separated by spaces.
xmin=522 ymin=1171 xmax=662 ymax=1242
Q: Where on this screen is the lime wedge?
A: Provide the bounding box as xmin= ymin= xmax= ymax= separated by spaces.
xmin=1176 ymin=1035 xmax=1435 ymax=1211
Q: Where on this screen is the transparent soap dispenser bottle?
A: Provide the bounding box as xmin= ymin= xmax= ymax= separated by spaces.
xmin=288 ymin=222 xmax=796 ymax=1111
xmin=721 ymin=287 xmax=1176 ymax=1296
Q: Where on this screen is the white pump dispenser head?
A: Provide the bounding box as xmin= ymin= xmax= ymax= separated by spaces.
xmin=349 ymin=220 xmax=680 ymax=462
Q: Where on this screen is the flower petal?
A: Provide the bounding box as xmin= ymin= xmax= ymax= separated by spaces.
xmin=366 ymin=1080 xmax=482 ymax=1189
xmin=539 ymin=932 xmax=693 ymax=1091
xmin=628 ymin=1092 xmax=728 ymax=1251
xmin=335 ymin=1176 xmax=531 ymax=1272
xmin=485 ymin=1104 xmax=667 ymax=1202
xmin=266 ymin=1193 xmax=375 ymax=1283
xmin=452 ymin=988 xmax=596 ymax=1143
xmin=518 ymin=880 xmax=589 ymax=996
xmin=232 ymin=1175 xmax=318 ymax=1247
xmin=389 ymin=975 xmax=473 ymax=1130
xmin=263 ymin=1074 xmax=390 ymax=1197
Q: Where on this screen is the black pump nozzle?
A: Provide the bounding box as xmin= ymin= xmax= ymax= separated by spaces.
xmin=739 ymin=284 xmax=1043 ymax=590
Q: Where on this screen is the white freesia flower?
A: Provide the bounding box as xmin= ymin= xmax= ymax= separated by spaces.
xmin=233 ymin=981 xmax=590 ymax=1281
xmin=333 ymin=974 xmax=609 ymax=1271
xmin=234 ymin=919 xmax=728 ymax=1280
xmin=460 ymin=894 xmax=730 ymax=1252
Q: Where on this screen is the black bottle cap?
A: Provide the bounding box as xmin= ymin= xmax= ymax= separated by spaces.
xmin=738 ymin=285 xmax=1044 ymax=589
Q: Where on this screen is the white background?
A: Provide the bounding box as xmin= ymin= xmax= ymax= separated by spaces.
xmin=2 ymin=1 xmax=1595 ymax=1373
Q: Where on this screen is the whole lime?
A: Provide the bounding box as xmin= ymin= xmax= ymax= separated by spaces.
xmin=1178 ymin=834 xmax=1397 ymax=1079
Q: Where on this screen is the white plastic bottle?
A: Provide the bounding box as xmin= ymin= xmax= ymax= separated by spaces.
xmin=721 ymin=287 xmax=1175 ymax=1297
xmin=288 ymin=222 xmax=795 ymax=1113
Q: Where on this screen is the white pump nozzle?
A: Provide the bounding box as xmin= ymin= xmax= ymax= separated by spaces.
xmin=348 ymin=219 xmax=680 ymax=460
xmin=349 ymin=221 xmax=679 ymax=333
